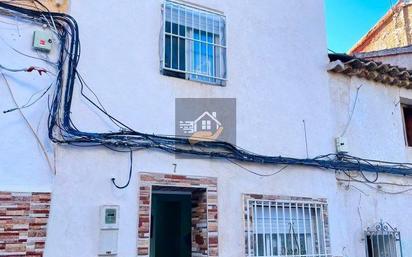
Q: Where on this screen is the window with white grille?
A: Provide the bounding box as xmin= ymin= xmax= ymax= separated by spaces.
xmin=161 ymin=0 xmax=227 ymax=85
xmin=365 ymin=221 xmax=403 ymax=257
xmin=245 ymin=197 xmax=331 ymax=257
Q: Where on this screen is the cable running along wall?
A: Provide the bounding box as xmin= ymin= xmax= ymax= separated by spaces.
xmin=2 ymin=2 xmax=412 ymax=178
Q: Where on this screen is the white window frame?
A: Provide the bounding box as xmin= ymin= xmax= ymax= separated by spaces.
xmin=161 ymin=0 xmax=227 ymax=86
xmin=244 ymin=195 xmax=331 ymax=257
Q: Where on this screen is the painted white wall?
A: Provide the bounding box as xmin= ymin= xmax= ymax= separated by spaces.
xmin=0 ymin=16 xmax=56 ymax=192
xmin=0 ymin=1 xmax=411 ymax=257
xmin=329 ymin=74 xmax=412 ymax=257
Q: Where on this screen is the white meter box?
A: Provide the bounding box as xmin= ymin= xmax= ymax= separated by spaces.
xmin=33 ymin=31 xmax=52 ymax=52
xmin=98 ymin=205 xmax=119 ymax=256
xmin=335 ymin=137 xmax=349 ymax=153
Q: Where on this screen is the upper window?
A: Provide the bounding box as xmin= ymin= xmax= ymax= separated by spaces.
xmin=161 ymin=1 xmax=227 ymax=85
xmin=365 ymin=221 xmax=403 ymax=257
xmin=244 ymin=195 xmax=331 ymax=257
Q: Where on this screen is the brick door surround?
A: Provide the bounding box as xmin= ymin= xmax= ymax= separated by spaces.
xmin=137 ymin=172 xmax=218 ymax=257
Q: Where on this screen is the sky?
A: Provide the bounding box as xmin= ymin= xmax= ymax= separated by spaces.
xmin=325 ymin=0 xmax=393 ymax=53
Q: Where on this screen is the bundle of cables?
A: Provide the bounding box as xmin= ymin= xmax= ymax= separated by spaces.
xmin=1 ymin=1 xmax=412 ymax=179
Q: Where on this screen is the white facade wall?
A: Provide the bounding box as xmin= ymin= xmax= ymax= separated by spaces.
xmin=329 ymin=74 xmax=412 ymax=257
xmin=0 ymin=20 xmax=55 ymax=192
xmin=0 ymin=1 xmax=411 ymax=257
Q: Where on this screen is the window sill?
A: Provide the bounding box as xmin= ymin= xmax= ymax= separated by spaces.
xmin=161 ymin=69 xmax=226 ymax=87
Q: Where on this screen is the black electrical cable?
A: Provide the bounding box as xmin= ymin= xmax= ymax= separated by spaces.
xmin=111 ymin=150 xmax=133 ymax=189
xmin=2 ymin=1 xmax=412 ymax=181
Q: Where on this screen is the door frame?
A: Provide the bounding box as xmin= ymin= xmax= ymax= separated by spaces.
xmin=137 ymin=172 xmax=218 ymax=257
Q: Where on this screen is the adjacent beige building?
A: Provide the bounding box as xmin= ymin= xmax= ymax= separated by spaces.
xmin=350 ymin=0 xmax=412 ymax=54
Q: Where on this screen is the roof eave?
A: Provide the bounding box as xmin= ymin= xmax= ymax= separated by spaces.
xmin=354 ymin=45 xmax=412 ymax=59
xmin=328 ymin=53 xmax=412 ymax=89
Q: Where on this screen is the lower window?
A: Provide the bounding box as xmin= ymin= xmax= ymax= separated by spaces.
xmin=244 ymin=195 xmax=331 ymax=257
xmin=365 ymin=221 xmax=403 ymax=257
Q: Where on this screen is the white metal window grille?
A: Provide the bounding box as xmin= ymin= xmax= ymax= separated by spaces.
xmin=161 ymin=0 xmax=227 ymax=85
xmin=246 ymin=199 xmax=331 ymax=257
xmin=365 ymin=221 xmax=403 ymax=257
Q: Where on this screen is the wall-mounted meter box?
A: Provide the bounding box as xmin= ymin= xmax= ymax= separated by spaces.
xmin=33 ymin=30 xmax=52 ymax=52
xmin=335 ymin=137 xmax=349 ymax=153
xmin=98 ymin=205 xmax=119 ymax=256
xmin=100 ymin=205 xmax=119 ymax=229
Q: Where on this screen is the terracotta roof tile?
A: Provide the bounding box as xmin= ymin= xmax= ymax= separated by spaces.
xmin=328 ymin=53 xmax=412 ymax=88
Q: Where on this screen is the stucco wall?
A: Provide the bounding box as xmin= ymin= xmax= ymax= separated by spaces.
xmin=329 ymin=73 xmax=412 ymax=257
xmin=43 ymin=1 xmax=335 ymax=256
xmin=0 ymin=16 xmax=56 ymax=192
xmin=0 ymin=1 xmax=412 ymax=257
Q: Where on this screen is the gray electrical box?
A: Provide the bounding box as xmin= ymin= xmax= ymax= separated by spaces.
xmin=98 ymin=205 xmax=119 ymax=256
xmin=33 ymin=30 xmax=52 ymax=52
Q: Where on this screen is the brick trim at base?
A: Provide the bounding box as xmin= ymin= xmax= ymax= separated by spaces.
xmin=0 ymin=191 xmax=51 ymax=257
